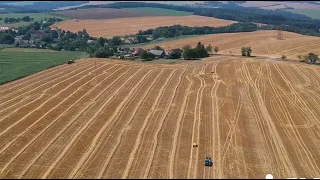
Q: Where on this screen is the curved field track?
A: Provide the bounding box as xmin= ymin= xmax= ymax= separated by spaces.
xmin=53 ymin=15 xmax=236 ymax=38
xmin=139 ymin=30 xmax=320 ymax=60
xmin=1 ymin=57 xmax=320 ymax=179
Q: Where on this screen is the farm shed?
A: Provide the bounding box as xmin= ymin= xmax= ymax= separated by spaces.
xmin=149 ymin=49 xmax=166 ymax=58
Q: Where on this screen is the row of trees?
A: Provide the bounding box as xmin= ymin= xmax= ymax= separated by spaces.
xmin=297 ymin=53 xmax=319 ymax=64
xmin=137 ymin=23 xmax=258 ymax=40
xmin=1 ymin=16 xmax=35 ymax=24
xmin=182 ymin=42 xmax=210 ymax=60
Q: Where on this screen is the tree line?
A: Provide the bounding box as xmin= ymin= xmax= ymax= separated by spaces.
xmin=137 ymin=22 xmax=259 ymax=40
xmin=1 ymin=16 xmax=35 ymax=24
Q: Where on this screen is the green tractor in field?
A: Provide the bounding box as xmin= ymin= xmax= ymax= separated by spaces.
xmin=67 ymin=59 xmax=75 ymax=64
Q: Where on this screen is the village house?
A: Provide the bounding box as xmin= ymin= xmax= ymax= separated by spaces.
xmin=131 ymin=48 xmax=144 ymax=56
xmin=29 ymin=30 xmax=46 ymax=41
xmin=0 ymin=26 xmax=9 ymax=31
xmin=149 ymin=49 xmax=166 ymax=58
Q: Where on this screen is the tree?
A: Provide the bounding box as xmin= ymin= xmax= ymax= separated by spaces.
xmin=241 ymin=47 xmax=252 ymax=57
xmin=213 ymin=46 xmax=219 ymax=54
xmin=297 ymin=55 xmax=302 ymax=61
xmin=41 ymin=35 xmax=53 ymax=43
xmin=51 ymin=30 xmax=59 ymax=38
xmin=182 ymin=44 xmax=191 ymax=51
xmin=97 ymin=37 xmax=105 ymax=46
xmin=22 ymin=33 xmax=31 ymax=40
xmin=95 ymin=47 xmax=114 ymax=58
xmin=241 ymin=47 xmax=247 ymax=56
xmin=307 ymin=52 xmax=319 ymax=64
xmin=206 ymin=44 xmax=212 ymax=54
xmin=152 ymin=46 xmax=164 ymax=51
xmin=136 ymin=35 xmax=147 ymax=43
xmin=141 ymin=50 xmax=155 ymax=60
xmin=246 ymin=47 xmax=252 ymax=57
xmin=169 ymin=48 xmax=182 ymax=59
xmin=281 ymin=55 xmax=287 ymax=61
xmin=195 ymin=42 xmax=209 ymax=58
xmin=111 ymin=36 xmax=121 ymax=46
xmin=21 ymin=16 xmax=31 ymax=22
xmin=0 ymin=33 xmax=14 ymax=44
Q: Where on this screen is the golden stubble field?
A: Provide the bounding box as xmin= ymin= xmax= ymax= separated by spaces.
xmin=0 ymin=57 xmax=320 ymax=179
xmin=140 ymin=30 xmax=320 ymax=60
xmin=54 ymin=15 xmax=236 ymax=38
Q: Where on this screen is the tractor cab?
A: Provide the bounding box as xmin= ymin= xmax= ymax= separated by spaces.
xmin=204 ymin=157 xmax=212 ymax=167
xmin=67 ymin=59 xmax=75 ymax=64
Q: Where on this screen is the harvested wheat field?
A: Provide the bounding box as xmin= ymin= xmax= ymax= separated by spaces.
xmin=54 ymin=15 xmax=236 ymax=38
xmin=140 ymin=30 xmax=320 ymax=60
xmin=0 ymin=56 xmax=320 ymax=179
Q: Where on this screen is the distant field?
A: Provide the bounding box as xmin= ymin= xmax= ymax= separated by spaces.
xmin=137 ymin=30 xmax=320 ymax=60
xmin=0 ymin=13 xmax=69 ymax=28
xmin=54 ymin=15 xmax=236 ymax=38
xmin=286 ymin=9 xmax=320 ymax=19
xmin=123 ymin=7 xmax=193 ymax=16
xmin=0 ymin=50 xmax=88 ymax=84
xmin=0 ymin=44 xmax=13 ymax=50
xmin=240 ymin=1 xmax=320 ymax=9
xmin=52 ymin=8 xmax=161 ymax=20
xmin=0 ymin=48 xmax=55 ymax=52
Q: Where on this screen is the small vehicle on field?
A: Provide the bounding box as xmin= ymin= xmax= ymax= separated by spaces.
xmin=204 ymin=157 xmax=213 ymax=167
xmin=67 ymin=59 xmax=75 ymax=64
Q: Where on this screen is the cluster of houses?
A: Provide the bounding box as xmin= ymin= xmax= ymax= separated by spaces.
xmin=116 ymin=47 xmax=183 ymax=60
xmin=0 ymin=26 xmax=18 ymax=32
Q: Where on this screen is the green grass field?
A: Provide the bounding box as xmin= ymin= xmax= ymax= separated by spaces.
xmin=124 ymin=7 xmax=193 ymax=16
xmin=0 ymin=13 xmax=69 ymax=28
xmin=286 ymin=9 xmax=320 ymax=20
xmin=0 ymin=50 xmax=88 ymax=85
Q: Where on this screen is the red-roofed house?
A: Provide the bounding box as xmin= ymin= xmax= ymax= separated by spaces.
xmin=131 ymin=48 xmax=144 ymax=56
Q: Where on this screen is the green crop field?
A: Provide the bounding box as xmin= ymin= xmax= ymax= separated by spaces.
xmin=123 ymin=7 xmax=193 ymax=16
xmin=0 ymin=50 xmax=88 ymax=84
xmin=286 ymin=9 xmax=320 ymax=20
xmin=0 ymin=13 xmax=69 ymax=28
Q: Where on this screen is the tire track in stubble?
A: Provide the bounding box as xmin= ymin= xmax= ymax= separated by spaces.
xmin=188 ymin=65 xmax=206 ymax=179
xmin=0 ymin=64 xmax=119 ymax=159
xmin=3 ymin=66 xmax=133 ymax=178
xmin=0 ymin=62 xmax=94 ymax=118
xmin=249 ymin=62 xmax=297 ymax=177
xmin=272 ymin=63 xmax=320 ymax=176
xmin=210 ymin=61 xmax=220 ymax=179
xmin=0 ymin=60 xmax=88 ymax=95
xmin=41 ymin=68 xmax=151 ymax=178
xmin=143 ymin=69 xmax=186 ymax=178
xmin=0 ymin=63 xmax=116 ymax=176
xmin=120 ymin=69 xmax=176 ymax=179
xmin=69 ymin=68 xmax=165 ymax=178
xmin=167 ymin=71 xmax=193 ymax=179
xmin=0 ymin=61 xmax=92 ymax=105
xmin=85 ymin=68 xmax=165 ymax=179
xmin=0 ymin=62 xmax=101 ymax=135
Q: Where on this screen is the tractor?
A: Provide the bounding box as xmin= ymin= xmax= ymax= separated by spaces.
xmin=67 ymin=59 xmax=75 ymax=64
xmin=204 ymin=157 xmax=213 ymax=167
